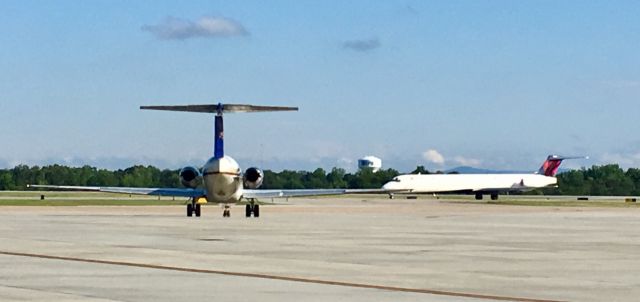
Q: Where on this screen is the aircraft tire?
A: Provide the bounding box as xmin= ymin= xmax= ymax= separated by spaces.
xmin=195 ymin=204 xmax=201 ymax=217
xmin=253 ymin=204 xmax=260 ymax=218
xmin=245 ymin=204 xmax=252 ymax=217
xmin=490 ymin=193 xmax=499 ymax=200
xmin=187 ymin=204 xmax=193 ymax=217
xmin=475 ymin=193 xmax=483 ymax=200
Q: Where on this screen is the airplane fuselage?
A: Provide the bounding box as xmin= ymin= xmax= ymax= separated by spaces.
xmin=202 ymin=156 xmax=243 ymax=203
xmin=382 ymin=173 xmax=557 ymax=193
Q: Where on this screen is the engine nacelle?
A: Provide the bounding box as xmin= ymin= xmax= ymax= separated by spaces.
xmin=179 ymin=166 xmax=202 ymax=188
xmin=243 ymin=167 xmax=264 ymax=189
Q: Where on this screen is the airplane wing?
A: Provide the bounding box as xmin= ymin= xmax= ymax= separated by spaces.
xmin=28 ymin=185 xmax=390 ymax=199
xmin=27 ymin=185 xmax=205 ymax=198
xmin=242 ymin=188 xmax=388 ymax=199
xmin=470 ymin=181 xmax=535 ymax=193
xmin=471 ymin=187 xmax=505 ymax=192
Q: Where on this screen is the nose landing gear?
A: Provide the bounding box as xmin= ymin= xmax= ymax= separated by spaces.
xmin=222 ymin=205 xmax=231 ymax=217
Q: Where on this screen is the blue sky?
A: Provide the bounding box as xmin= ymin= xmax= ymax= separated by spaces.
xmin=1 ymin=1 xmax=639 ymax=172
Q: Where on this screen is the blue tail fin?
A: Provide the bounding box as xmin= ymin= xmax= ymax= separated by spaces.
xmin=214 ymin=114 xmax=224 ymax=158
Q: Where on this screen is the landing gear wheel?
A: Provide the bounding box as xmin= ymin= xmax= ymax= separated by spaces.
xmin=490 ymin=193 xmax=499 ymax=200
xmin=253 ymin=204 xmax=260 ymax=218
xmin=223 ymin=205 xmax=231 ymax=218
xmin=195 ymin=204 xmax=201 ymax=217
xmin=187 ymin=203 xmax=193 ymax=217
xmin=475 ymin=193 xmax=483 ymax=200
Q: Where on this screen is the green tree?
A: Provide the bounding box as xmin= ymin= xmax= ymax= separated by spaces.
xmin=262 ymin=170 xmax=284 ymax=189
xmin=411 ymin=166 xmax=430 ymax=174
xmin=121 ymin=165 xmax=160 ymax=187
xmin=279 ymin=170 xmax=305 ymax=189
xmin=625 ymin=168 xmax=640 ymax=195
xmin=304 ymin=168 xmax=329 ymax=188
xmin=326 ymin=167 xmax=347 ymax=188
xmin=0 ymin=171 xmax=15 ymax=190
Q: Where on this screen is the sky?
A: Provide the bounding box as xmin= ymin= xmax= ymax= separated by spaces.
xmin=1 ymin=0 xmax=639 ymax=172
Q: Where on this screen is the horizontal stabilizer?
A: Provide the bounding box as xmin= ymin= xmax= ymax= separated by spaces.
xmin=140 ymin=104 xmax=298 ymax=114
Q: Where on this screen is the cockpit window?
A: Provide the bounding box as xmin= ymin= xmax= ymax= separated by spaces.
xmin=391 ymin=177 xmax=400 ymax=182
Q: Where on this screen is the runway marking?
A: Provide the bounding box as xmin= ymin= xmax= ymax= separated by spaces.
xmin=0 ymin=251 xmax=565 ymax=302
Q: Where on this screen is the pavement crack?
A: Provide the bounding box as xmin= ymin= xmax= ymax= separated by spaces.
xmin=0 ymin=250 xmax=566 ymax=302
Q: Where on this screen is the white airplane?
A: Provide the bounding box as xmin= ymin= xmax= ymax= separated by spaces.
xmin=381 ymin=155 xmax=586 ymax=200
xmin=30 ymin=103 xmax=378 ymax=218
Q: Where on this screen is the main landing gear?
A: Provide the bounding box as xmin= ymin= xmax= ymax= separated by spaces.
xmin=245 ymin=199 xmax=260 ymax=218
xmin=187 ymin=198 xmax=201 ymax=217
xmin=475 ymin=193 xmax=500 ymax=201
xmin=184 ymin=199 xmax=261 ymax=218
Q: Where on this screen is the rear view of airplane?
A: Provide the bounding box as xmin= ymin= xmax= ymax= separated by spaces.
xmin=30 ymin=103 xmax=376 ymax=217
xmin=382 ymin=155 xmax=587 ymax=200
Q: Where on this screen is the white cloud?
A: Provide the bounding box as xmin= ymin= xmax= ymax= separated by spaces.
xmin=142 ymin=16 xmax=249 ymax=40
xmin=420 ymin=151 xmax=482 ymax=167
xmin=452 ymin=156 xmax=482 ymax=167
xmin=422 ymin=149 xmax=445 ymax=165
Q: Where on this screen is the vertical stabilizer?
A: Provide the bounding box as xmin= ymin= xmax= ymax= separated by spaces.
xmin=214 ymin=114 xmax=224 ymax=159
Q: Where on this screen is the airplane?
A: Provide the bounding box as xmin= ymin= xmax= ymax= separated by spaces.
xmin=29 ymin=103 xmax=380 ymax=218
xmin=381 ymin=155 xmax=587 ymax=200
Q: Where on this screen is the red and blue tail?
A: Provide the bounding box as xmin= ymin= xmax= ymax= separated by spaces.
xmin=537 ymin=155 xmax=587 ymax=176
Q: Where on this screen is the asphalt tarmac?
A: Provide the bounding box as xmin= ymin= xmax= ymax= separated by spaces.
xmin=1 ymin=197 xmax=639 ymax=302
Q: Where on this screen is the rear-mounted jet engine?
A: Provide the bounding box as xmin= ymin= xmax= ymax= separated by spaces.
xmin=179 ymin=166 xmax=202 ymax=188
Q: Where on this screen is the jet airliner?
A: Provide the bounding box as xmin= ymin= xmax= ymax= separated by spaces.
xmin=382 ymin=155 xmax=586 ymax=200
xmin=30 ymin=103 xmax=378 ymax=217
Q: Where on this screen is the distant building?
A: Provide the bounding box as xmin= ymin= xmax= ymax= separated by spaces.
xmin=358 ymin=156 xmax=382 ymax=172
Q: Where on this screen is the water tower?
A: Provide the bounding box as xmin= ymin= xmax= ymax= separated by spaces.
xmin=358 ymin=155 xmax=382 ymax=172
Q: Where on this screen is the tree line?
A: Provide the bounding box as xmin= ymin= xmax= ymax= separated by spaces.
xmin=543 ymin=164 xmax=640 ymax=196
xmin=1 ymin=164 xmax=639 ymax=196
